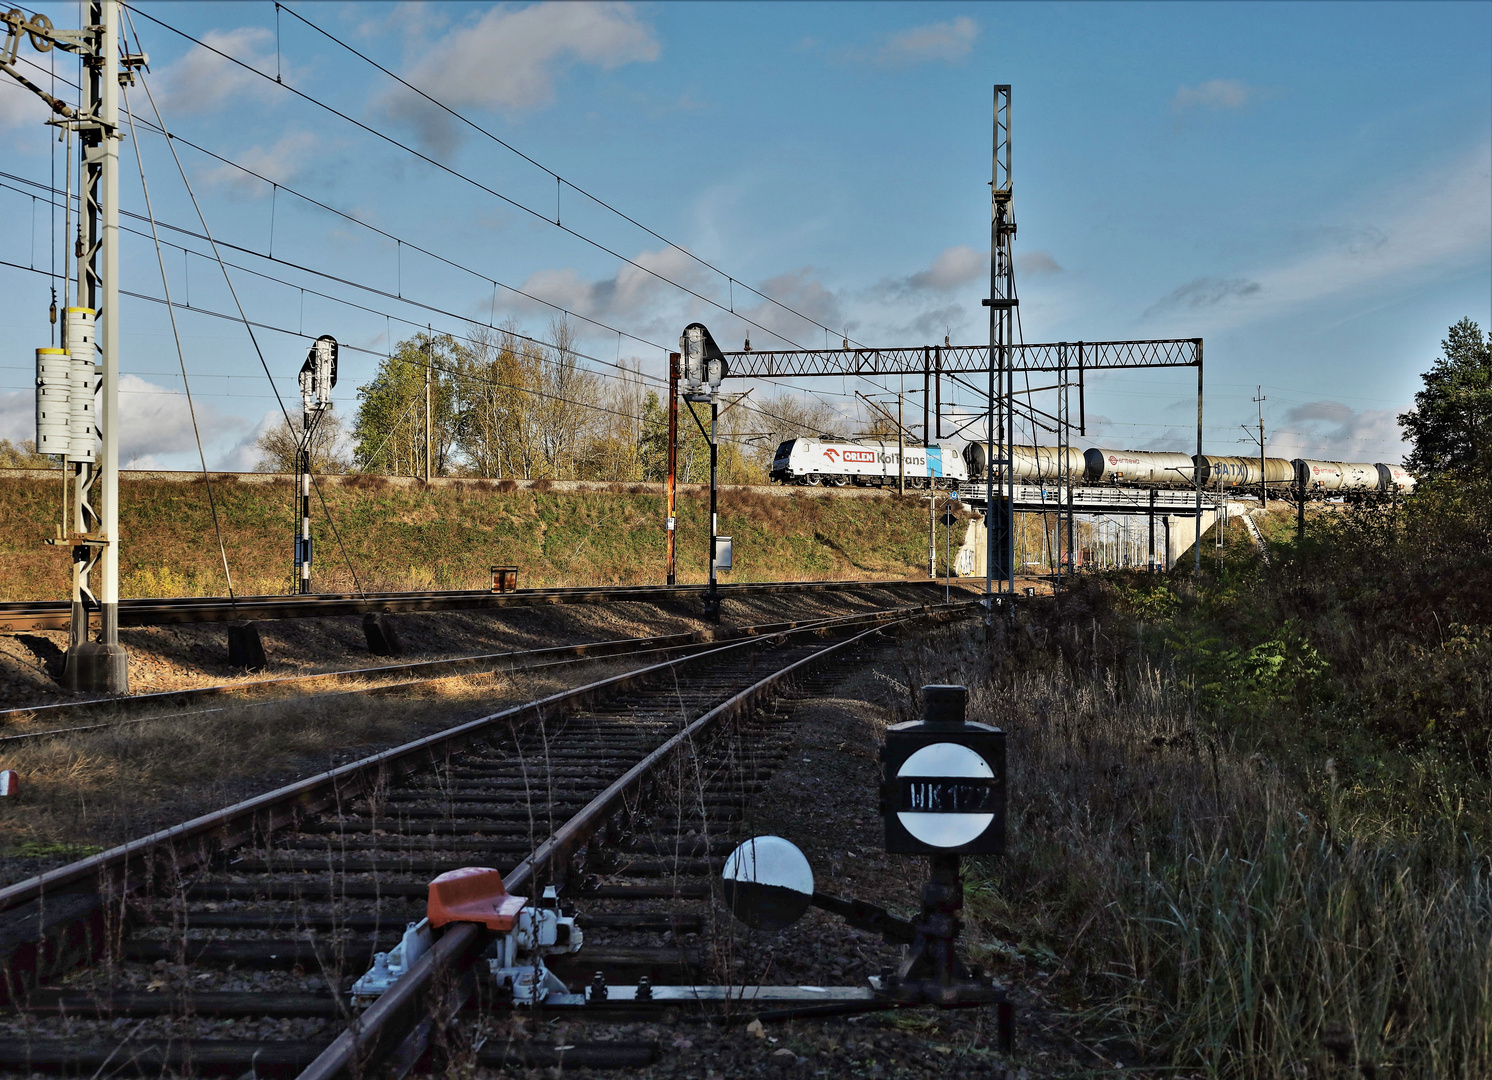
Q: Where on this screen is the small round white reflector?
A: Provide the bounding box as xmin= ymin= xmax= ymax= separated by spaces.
xmin=721 ymin=835 xmax=814 ymax=931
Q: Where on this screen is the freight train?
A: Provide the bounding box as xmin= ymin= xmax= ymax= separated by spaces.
xmin=769 ymin=437 xmax=1413 ymax=497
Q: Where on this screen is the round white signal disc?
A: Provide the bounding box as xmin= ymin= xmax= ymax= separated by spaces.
xmin=721 ymin=836 xmax=815 ymax=931
xmin=896 ymin=742 xmax=995 ymax=848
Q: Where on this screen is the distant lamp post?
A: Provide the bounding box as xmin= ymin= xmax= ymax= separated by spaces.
xmin=680 ymin=323 xmax=729 ymax=622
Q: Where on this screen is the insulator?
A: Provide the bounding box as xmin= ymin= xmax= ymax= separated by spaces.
xmin=35 ymin=347 xmax=70 ymax=457
xmin=66 ymin=307 xmax=97 ymax=463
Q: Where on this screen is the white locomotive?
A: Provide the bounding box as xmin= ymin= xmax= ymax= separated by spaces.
xmin=769 ymin=439 xmax=969 ymax=488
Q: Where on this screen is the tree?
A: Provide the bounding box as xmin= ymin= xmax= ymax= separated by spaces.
xmin=255 ymin=408 xmax=350 ymax=473
xmin=1399 ymin=317 xmax=1492 ymax=480
xmin=353 ymin=332 xmax=460 ymax=476
xmin=0 ymin=438 xmax=60 ymax=469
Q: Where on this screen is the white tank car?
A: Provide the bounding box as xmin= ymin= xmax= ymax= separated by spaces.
xmin=964 ymin=444 xmax=1085 ymax=482
xmin=1376 ymin=463 xmax=1416 ymax=494
xmin=1294 ymin=459 xmax=1380 ymax=493
xmin=769 ymin=438 xmax=969 ymax=487
xmin=1194 ymin=455 xmax=1295 ymax=488
xmin=1083 ymin=449 xmax=1195 ymax=485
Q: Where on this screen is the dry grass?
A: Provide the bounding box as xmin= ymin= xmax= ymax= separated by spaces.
xmin=0 ymin=660 xmax=637 ymax=879
xmin=0 ymin=476 xmax=955 ymax=600
xmin=887 ymin=623 xmax=1491 ymax=1079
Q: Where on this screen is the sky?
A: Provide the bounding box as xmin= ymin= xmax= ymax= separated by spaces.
xmin=0 ymin=1 xmax=1487 ymax=471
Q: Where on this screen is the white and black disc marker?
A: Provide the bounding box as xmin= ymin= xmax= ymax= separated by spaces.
xmin=721 ymin=836 xmax=814 ymax=931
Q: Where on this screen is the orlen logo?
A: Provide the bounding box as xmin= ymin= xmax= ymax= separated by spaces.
xmin=840 ymin=449 xmax=875 ymax=463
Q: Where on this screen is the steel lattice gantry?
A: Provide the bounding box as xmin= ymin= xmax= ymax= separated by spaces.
xmin=719 ymin=339 xmax=1201 ymax=378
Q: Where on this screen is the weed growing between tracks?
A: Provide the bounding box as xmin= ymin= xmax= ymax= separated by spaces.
xmin=889 ymin=592 xmax=1490 ymax=1077
xmin=0 ymin=662 xmax=638 ymax=885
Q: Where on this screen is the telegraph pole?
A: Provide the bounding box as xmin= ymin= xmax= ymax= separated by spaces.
xmin=897 ymin=393 xmax=905 ymax=495
xmin=5 ymin=2 xmax=132 ymax=690
xmin=423 ymin=330 xmax=433 ymax=483
xmin=1254 ymin=386 xmax=1266 ymax=507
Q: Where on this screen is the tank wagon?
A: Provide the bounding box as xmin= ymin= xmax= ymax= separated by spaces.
xmin=1194 ymin=455 xmax=1296 ymax=490
xmin=964 ymin=443 xmax=1086 ymax=483
xmin=769 ymin=437 xmax=1412 ymax=498
xmin=1083 ymin=449 xmax=1195 ymax=486
xmin=1294 ymin=459 xmax=1401 ymax=494
xmin=769 ymin=438 xmax=968 ymax=488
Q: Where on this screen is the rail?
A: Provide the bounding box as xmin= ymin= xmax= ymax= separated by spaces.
xmin=0 ymin=578 xmax=940 ymax=633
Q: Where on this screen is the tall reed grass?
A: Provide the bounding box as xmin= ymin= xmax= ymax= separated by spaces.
xmin=901 ymin=628 xmax=1492 ymax=1079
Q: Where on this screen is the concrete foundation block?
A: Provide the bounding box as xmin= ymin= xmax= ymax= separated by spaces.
xmin=364 ymin=612 xmax=405 ymax=657
xmin=228 ymin=622 xmax=268 ymax=671
xmin=61 ymin=642 xmax=129 ymax=694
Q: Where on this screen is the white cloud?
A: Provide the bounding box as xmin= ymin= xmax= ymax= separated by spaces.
xmin=1016 ymin=250 xmax=1063 ymax=277
xmin=0 ymin=390 xmax=32 ymax=445
xmin=1145 ymin=143 xmax=1492 ymax=331
xmin=1270 ymin=400 xmax=1408 ymax=462
xmin=1172 ymin=78 xmax=1256 ymax=116
xmin=1144 ymin=276 xmax=1262 ymax=318
xmin=215 ymin=410 xmax=278 ymax=472
xmin=866 ymin=16 xmax=980 ymax=67
xmin=200 ymin=131 xmax=322 ymax=197
xmin=156 ymin=27 xmax=285 ymax=115
xmin=117 ymin=375 xmax=245 ymax=467
xmin=908 ymin=246 xmax=984 ymax=291
xmin=1 ymin=378 xmax=249 ymax=469
xmin=503 ymin=244 xmax=706 ymax=323
xmin=383 ymin=2 xmax=660 ymax=154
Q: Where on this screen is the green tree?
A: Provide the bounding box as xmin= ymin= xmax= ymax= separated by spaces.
xmin=1399 ymin=317 xmax=1492 ymax=480
xmin=353 ymin=333 xmax=460 ymax=476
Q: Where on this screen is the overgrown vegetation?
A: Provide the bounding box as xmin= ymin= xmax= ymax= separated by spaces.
xmin=910 ymin=324 xmax=1492 ymax=1077
xmin=0 ymin=476 xmax=963 ymax=599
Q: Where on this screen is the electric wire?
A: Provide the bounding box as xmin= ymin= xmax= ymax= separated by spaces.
xmin=121 ymin=80 xmax=238 ymax=605
xmin=3 ymin=170 xmax=867 ymax=418
xmin=273 ymin=2 xmax=871 ymax=351
xmin=126 ymin=6 xmax=841 ymax=353
xmin=128 ymin=42 xmax=367 ymax=598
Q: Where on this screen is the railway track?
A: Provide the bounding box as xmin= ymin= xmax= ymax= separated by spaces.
xmin=0 ymin=578 xmax=937 ymax=633
xmin=1 ymin=600 xmax=955 ymax=735
xmin=0 ymin=600 xmax=978 ymax=1077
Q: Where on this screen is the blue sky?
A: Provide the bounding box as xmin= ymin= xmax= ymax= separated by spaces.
xmin=1 ymin=1 xmax=1487 ymax=470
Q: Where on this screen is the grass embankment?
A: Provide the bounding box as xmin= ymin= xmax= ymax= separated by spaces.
xmin=888 ymin=487 xmax=1490 ymax=1077
xmin=0 ymin=475 xmax=961 ymax=599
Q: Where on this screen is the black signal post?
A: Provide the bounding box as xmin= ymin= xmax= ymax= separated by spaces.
xmin=878 ymin=684 xmax=1009 ymax=1023
xmin=680 ymin=323 xmax=728 ymax=623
